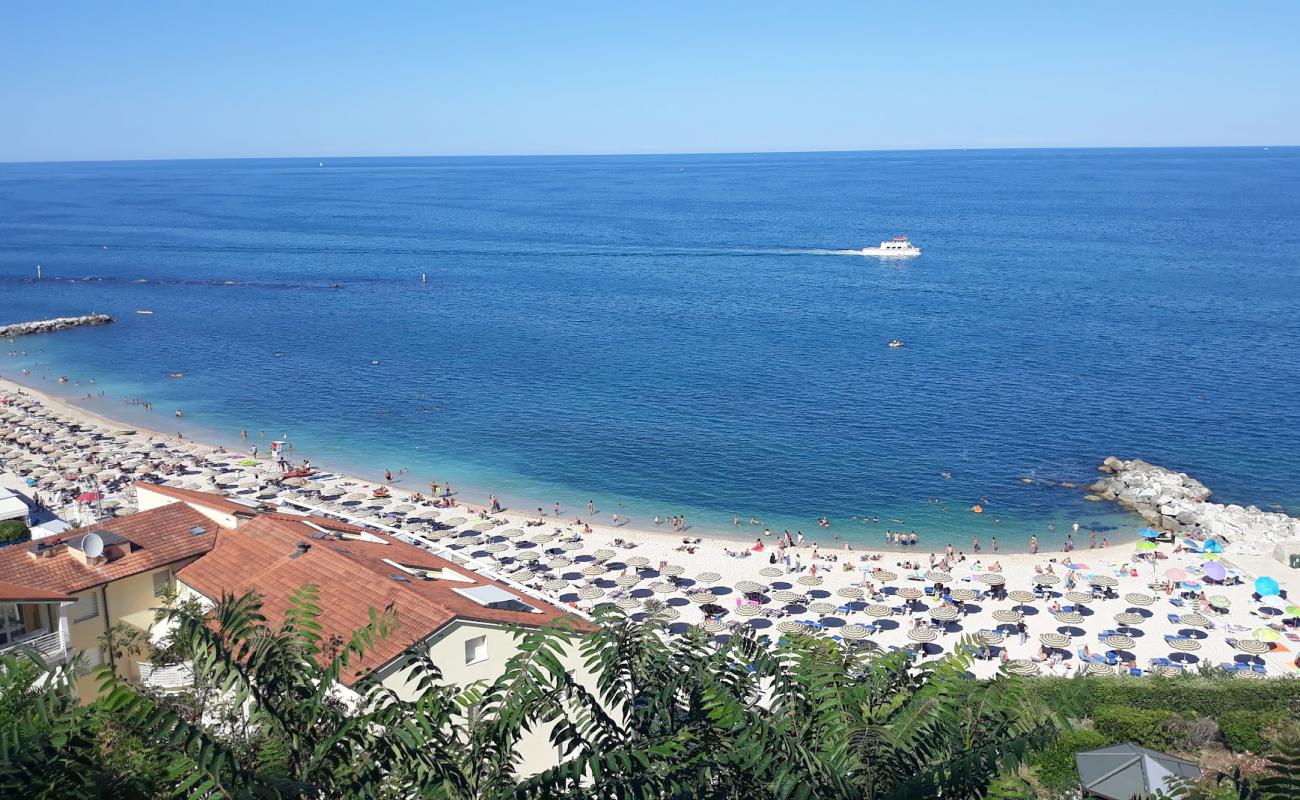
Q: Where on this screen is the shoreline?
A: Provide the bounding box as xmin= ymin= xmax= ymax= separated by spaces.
xmin=0 ymin=370 xmax=1142 ymax=555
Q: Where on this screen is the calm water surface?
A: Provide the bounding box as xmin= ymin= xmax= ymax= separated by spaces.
xmin=2 ymin=148 xmax=1298 ymax=551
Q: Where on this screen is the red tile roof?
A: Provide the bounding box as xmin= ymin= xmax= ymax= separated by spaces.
xmin=176 ymin=514 xmax=590 ymax=684
xmin=0 ymin=579 xmax=73 ymax=603
xmin=0 ymin=503 xmax=218 ymax=594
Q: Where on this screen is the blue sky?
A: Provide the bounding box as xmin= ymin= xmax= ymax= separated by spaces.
xmin=2 ymin=1 xmax=1297 ymax=161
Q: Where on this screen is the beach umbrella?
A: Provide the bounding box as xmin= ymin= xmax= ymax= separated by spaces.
xmin=547 ymin=557 xmax=571 ymax=569
xmin=615 ymin=597 xmax=640 ymax=610
xmin=1008 ymin=590 xmax=1037 ymax=603
xmin=979 ymin=573 xmax=1005 ymax=586
xmin=837 ymin=586 xmax=864 ymax=600
xmin=992 ymin=609 xmax=1022 ymax=623
xmin=894 ymin=587 xmax=923 ymax=600
xmin=839 ymin=623 xmax=869 ymax=640
xmin=1206 ymin=595 xmax=1230 ymax=608
xmin=652 ymin=581 xmax=677 ymax=594
xmin=771 ymin=590 xmax=801 ymax=603
xmin=1040 ymin=632 xmax=1071 ymax=648
xmin=659 ymin=607 xmax=681 ymax=621
xmin=1135 ymin=540 xmax=1157 ymax=552
xmin=872 ymin=569 xmax=898 ymax=581
xmin=1054 ymin=611 xmax=1084 ymax=624
xmin=483 ymin=542 xmax=509 ymax=553
xmin=1080 ymin=662 xmax=1114 ymax=676
xmin=1167 ymin=637 xmax=1200 ymax=651
xmin=561 ymin=541 xmax=584 ymax=552
xmin=1235 ymin=669 xmax=1267 ymax=680
xmin=925 ymin=571 xmax=952 ymax=583
xmin=625 ymin=556 xmax=650 ymax=567
xmin=578 ymin=587 xmax=605 ymax=600
xmin=514 ymin=570 xmax=537 ymax=582
xmin=1253 ymin=627 xmax=1282 ymax=643
xmin=1255 ymin=576 xmax=1280 ymax=597
xmin=1104 ymin=634 xmax=1135 ymax=649
xmin=690 ymin=592 xmax=719 ymax=605
xmin=443 ymin=516 xmax=468 ymax=526
xmin=1259 ymin=594 xmax=1285 ymax=608
xmin=519 ymin=551 xmax=541 ymax=562
xmin=469 ymin=520 xmax=492 ymax=532
xmin=1164 ymin=568 xmax=1188 ymax=582
xmin=1114 ymin=612 xmax=1143 ymax=626
xmin=776 ymin=620 xmax=807 ymax=635
xmin=1179 ymin=613 xmax=1210 ymax=627
xmin=978 ymin=631 xmax=1004 ymax=644
xmin=699 ymin=619 xmax=726 ymax=634
xmin=615 ymin=574 xmax=640 ymax=588
xmin=907 ymin=627 xmax=936 ymax=643
xmin=1124 ymin=593 xmax=1154 ymax=606
xmin=797 ymin=575 xmax=823 ymax=587
xmin=1033 ymin=574 xmax=1060 ymax=586
xmin=734 ymin=604 xmax=761 ymax=617
xmin=1234 ymin=639 xmax=1270 ymax=655
xmin=863 ymin=604 xmax=892 ymax=617
xmin=1203 ymin=561 xmax=1227 ymax=581
xmin=542 ymin=579 xmax=568 ymax=592
xmin=1286 ymin=605 xmax=1300 ymax=618
xmin=809 ymin=601 xmax=839 ymax=615
xmin=661 ymin=564 xmax=685 ymax=577
xmin=581 ymin=564 xmax=607 ymax=577
xmin=1153 ymin=665 xmax=1183 ymax=677
xmin=735 ymin=580 xmax=766 ymax=594
xmin=1089 ymin=574 xmax=1118 ymax=587
xmin=759 ymin=566 xmax=783 ymax=578
xmin=950 ymin=588 xmax=977 ymax=602
xmin=501 ymin=528 xmax=525 ymax=537
xmin=929 ymin=605 xmax=958 ymax=621
xmin=593 ymin=548 xmax=616 ymax=561
xmin=694 ymin=571 xmax=721 ymax=584
xmin=1065 ymin=591 xmax=1094 ymax=604
xmin=76 ymin=492 xmax=101 ymax=503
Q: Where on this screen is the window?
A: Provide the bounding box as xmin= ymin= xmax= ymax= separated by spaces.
xmin=464 ymin=635 xmax=488 ymax=665
xmin=0 ymin=603 xmax=24 ymax=646
xmin=152 ymin=570 xmax=172 ymax=598
xmin=71 ymin=592 xmax=99 ymax=623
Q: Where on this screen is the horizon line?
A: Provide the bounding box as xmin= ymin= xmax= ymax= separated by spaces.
xmin=2 ymin=142 xmax=1296 ymax=167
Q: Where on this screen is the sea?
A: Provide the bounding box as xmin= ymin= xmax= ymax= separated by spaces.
xmin=2 ymin=148 xmax=1298 ymax=552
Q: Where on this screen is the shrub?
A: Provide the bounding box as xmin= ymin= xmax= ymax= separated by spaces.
xmin=1219 ymin=710 xmax=1290 ymax=754
xmin=0 ymin=519 xmax=30 ymax=545
xmin=1027 ymin=675 xmax=1300 ymax=719
xmin=1033 ymin=728 xmax=1111 ymax=793
xmin=1091 ymin=705 xmax=1175 ymax=749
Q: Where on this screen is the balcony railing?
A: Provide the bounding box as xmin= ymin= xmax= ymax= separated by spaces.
xmin=0 ymin=630 xmax=68 ymax=666
xmin=137 ymin=661 xmax=193 ymax=691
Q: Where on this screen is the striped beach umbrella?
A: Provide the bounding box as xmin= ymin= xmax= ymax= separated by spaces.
xmin=470 ymin=521 xmax=493 ymax=532
xmin=1040 ymin=632 xmax=1071 ymax=648
xmin=561 ymin=541 xmax=584 ymax=552
xmin=1080 ymin=662 xmax=1114 ymax=676
xmin=1005 ymin=659 xmax=1040 ymax=676
xmin=1154 ymin=665 xmax=1183 ymax=677
xmin=759 ymin=567 xmax=783 ymax=578
xmin=1114 ymin=612 xmax=1143 ymax=626
xmin=1053 ymin=611 xmax=1084 ymax=625
xmin=1008 ymin=590 xmax=1037 ymax=603
xmin=547 ymin=557 xmax=571 ymax=569
xmin=1234 ymin=639 xmax=1270 ymax=655
xmin=771 ymin=589 xmax=801 ymax=603
xmin=651 ymin=581 xmax=676 ymax=594
xmin=929 ymin=605 xmax=959 ymax=621
xmin=694 ymin=571 xmax=721 ymax=584
xmin=543 ymin=579 xmax=568 ymax=592
xmin=689 ymin=592 xmax=720 ymax=605
xmin=949 ymin=588 xmax=977 ymax=602
xmin=483 ymin=542 xmax=509 ymax=553
xmin=1065 ymin=591 xmax=1094 ymax=604
xmin=1206 ymin=595 xmax=1230 ymax=608
xmin=700 ymin=619 xmax=726 ymax=634
xmin=872 ymin=569 xmax=898 ymax=581
xmin=809 ymin=601 xmax=838 ymax=615
xmin=925 ymin=571 xmax=952 ymax=583
xmin=837 ymin=586 xmax=864 ymax=599
xmin=1088 ymin=574 xmax=1118 ymax=587
xmin=1104 ymin=634 xmax=1135 ymax=650
xmin=894 ymin=587 xmax=923 ymax=600
xmin=907 ymin=627 xmax=936 ymax=643
xmin=1235 ymin=669 xmax=1267 ymax=680
xmin=593 ymin=549 xmax=616 ymax=561
xmin=578 ymin=587 xmax=605 ymax=600
xmin=863 ymin=603 xmax=893 ymax=617
xmin=625 ymin=556 xmax=650 ymax=567
xmin=1167 ymin=637 xmax=1200 ymax=651
xmin=977 ymin=630 xmax=1005 ymax=644
xmin=581 ymin=564 xmax=607 ymax=577
xmin=661 ymin=564 xmax=685 ymax=577
xmin=979 ymin=573 xmax=1005 ymax=586
xmin=992 ymin=609 xmax=1022 ymax=623
xmin=615 ymin=575 xmax=640 ymax=588
xmin=776 ymin=620 xmax=808 ymax=635
xmin=1033 ymin=573 xmax=1060 ymax=586
xmin=733 ymin=604 xmax=761 ymax=617
xmin=615 ymin=597 xmax=640 ymax=610
xmin=839 ymin=623 xmax=869 ymax=639
xmin=1124 ymin=593 xmax=1155 ymax=606
xmin=797 ymin=575 xmax=823 ymax=587
xmin=735 ymin=580 xmax=767 ymax=594
xmin=1179 ymin=613 xmax=1210 ymax=627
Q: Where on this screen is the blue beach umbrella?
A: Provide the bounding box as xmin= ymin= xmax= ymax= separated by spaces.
xmin=1203 ymin=539 xmax=1221 ymax=553
xmin=1255 ymin=576 xmax=1280 ymax=597
xmin=1139 ymin=528 xmax=1160 ymax=538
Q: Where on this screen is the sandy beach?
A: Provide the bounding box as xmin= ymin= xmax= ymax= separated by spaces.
xmin=3 ymin=375 xmax=1298 ymax=680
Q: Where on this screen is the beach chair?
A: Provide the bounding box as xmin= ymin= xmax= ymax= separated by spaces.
xmin=1219 ymin=662 xmax=1245 ymax=672
xmin=1169 ymin=597 xmax=1185 ymax=607
xmin=1127 ymin=667 xmax=1144 ymax=676
xmin=1251 ymin=664 xmax=1266 ymax=674
xmin=1167 ymin=613 xmax=1182 ymax=624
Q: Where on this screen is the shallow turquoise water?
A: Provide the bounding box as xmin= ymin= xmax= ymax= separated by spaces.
xmin=2 ymin=148 xmax=1298 ymax=550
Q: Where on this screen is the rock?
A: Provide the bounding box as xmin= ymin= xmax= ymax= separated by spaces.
xmin=1103 ymin=456 xmax=1124 ymax=471
xmin=0 ymin=314 xmax=112 ymax=339
xmin=1097 ymin=465 xmax=1113 ymax=473
xmin=1084 ymin=494 xmax=1101 ymax=502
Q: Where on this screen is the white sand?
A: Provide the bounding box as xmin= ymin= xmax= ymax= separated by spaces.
xmin=3 ymin=376 xmax=1297 ymax=679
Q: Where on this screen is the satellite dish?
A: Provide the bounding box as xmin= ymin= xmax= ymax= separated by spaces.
xmin=81 ymin=533 xmax=104 ymax=559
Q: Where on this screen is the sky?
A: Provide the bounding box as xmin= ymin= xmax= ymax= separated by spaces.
xmin=2 ymin=1 xmax=1298 ymax=162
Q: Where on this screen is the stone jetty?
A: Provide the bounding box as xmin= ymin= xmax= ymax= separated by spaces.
xmin=0 ymin=314 xmax=112 ymax=339
xmin=1090 ymin=456 xmax=1300 ymax=553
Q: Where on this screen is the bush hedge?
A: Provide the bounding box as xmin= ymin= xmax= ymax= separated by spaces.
xmin=1218 ymin=710 xmax=1290 ymax=754
xmin=1028 ymin=675 xmax=1300 ymax=719
xmin=1031 ymin=728 xmax=1110 ymax=793
xmin=0 ymin=519 xmax=30 ymax=545
xmin=1091 ymin=706 xmax=1175 ymax=750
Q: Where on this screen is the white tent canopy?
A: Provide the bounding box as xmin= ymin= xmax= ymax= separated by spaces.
xmin=0 ymin=488 xmax=29 ymax=523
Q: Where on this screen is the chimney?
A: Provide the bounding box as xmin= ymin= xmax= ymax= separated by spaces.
xmin=290 ymin=542 xmax=311 ymax=559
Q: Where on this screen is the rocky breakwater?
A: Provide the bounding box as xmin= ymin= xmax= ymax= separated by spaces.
xmin=0 ymin=314 xmax=113 ymax=339
xmin=1089 ymin=456 xmax=1300 ymax=552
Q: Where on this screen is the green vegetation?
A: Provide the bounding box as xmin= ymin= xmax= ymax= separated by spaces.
xmin=0 ymin=592 xmax=1296 ymax=799
xmin=0 ymin=519 xmax=30 ymax=545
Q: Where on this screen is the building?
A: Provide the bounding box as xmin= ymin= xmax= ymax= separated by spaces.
xmin=0 ymin=486 xmax=29 ymax=525
xmin=0 ymin=501 xmax=218 ymax=698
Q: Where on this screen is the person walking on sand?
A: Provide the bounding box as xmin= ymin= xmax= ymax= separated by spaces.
xmin=612 ymin=512 xmax=619 ymax=527
xmin=588 ymin=499 xmax=595 ymax=517
xmin=796 ymin=531 xmax=805 ymax=547
xmin=991 ymin=536 xmax=998 ymax=552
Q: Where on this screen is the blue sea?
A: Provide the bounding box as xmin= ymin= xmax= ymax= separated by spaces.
xmin=2 ymin=148 xmax=1298 ymax=551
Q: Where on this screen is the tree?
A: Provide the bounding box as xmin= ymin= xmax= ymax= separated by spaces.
xmin=0 ymin=519 xmax=30 ymax=545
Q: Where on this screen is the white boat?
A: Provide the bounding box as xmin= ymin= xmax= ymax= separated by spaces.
xmin=888 ymin=339 xmax=903 ymax=349
xmin=861 ymin=236 xmax=921 ymax=257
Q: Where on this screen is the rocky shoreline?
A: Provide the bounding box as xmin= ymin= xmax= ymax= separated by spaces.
xmin=0 ymin=314 xmax=113 ymax=339
xmin=1089 ymin=456 xmax=1300 ymax=553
